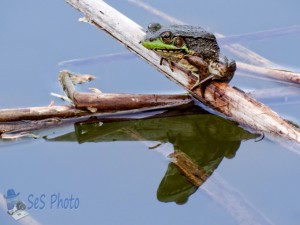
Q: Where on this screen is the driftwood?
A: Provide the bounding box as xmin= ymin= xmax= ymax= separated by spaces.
xmin=217 ymin=25 xmax=300 ymax=45
xmin=0 ymin=70 xmax=194 ymax=136
xmin=64 ymin=0 xmax=300 ymax=143
xmin=237 ymin=61 xmax=300 ymax=84
xmin=59 ymin=70 xmax=193 ymax=111
xmin=0 ymin=71 xmax=193 ymax=135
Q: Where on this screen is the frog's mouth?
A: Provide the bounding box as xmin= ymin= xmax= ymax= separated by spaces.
xmin=154 ymin=48 xmax=185 ymax=54
xmin=154 ymin=49 xmax=186 ymax=61
xmin=154 ymin=49 xmax=184 ymax=53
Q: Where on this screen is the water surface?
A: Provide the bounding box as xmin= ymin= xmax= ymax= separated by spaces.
xmin=1 ymin=0 xmax=300 ymax=224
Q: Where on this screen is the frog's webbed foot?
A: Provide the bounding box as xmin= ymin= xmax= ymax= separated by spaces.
xmin=191 ymin=74 xmax=215 ymax=97
xmin=200 ymin=74 xmax=215 ymax=97
xmin=160 ymin=57 xmax=174 ymax=72
xmin=159 ymin=57 xmax=164 ymax=66
xmin=191 ymin=79 xmax=201 ymax=91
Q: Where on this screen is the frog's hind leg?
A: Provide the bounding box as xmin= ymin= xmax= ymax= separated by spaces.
xmin=184 ymin=55 xmax=210 ymax=95
xmin=160 ymin=57 xmax=174 ymax=72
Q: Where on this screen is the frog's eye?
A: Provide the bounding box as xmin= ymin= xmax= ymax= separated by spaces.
xmin=174 ymin=37 xmax=184 ymax=47
xmin=160 ymin=31 xmax=173 ymax=44
xmin=148 ymin=23 xmax=161 ymax=32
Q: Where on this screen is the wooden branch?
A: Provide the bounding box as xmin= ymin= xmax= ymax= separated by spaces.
xmin=0 ymin=105 xmax=87 ymax=123
xmin=0 ymin=101 xmax=196 ymax=135
xmin=59 ymin=70 xmax=76 ymax=101
xmin=0 ymin=70 xmax=193 ymax=134
xmin=60 ymin=70 xmax=193 ymax=111
xmin=73 ymin=92 xmax=192 ymax=110
xmin=64 ymin=0 xmax=300 ymax=143
xmin=237 ymin=61 xmax=300 ymax=84
xmin=0 ymin=94 xmax=192 ymax=123
xmin=217 ymin=25 xmax=300 ymax=45
xmin=0 ymin=69 xmax=193 ymax=135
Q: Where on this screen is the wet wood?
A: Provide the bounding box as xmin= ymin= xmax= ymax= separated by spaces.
xmin=0 ymin=105 xmax=86 ymax=123
xmin=58 ymin=70 xmax=192 ymax=110
xmin=0 ymin=87 xmax=193 ymax=136
xmin=74 ymin=92 xmax=192 ymax=110
xmin=65 ymin=0 xmax=300 ymax=143
xmin=0 ymin=69 xmax=193 ymax=134
xmin=62 ymin=70 xmax=193 ymax=111
xmin=0 ymin=94 xmax=193 ymax=123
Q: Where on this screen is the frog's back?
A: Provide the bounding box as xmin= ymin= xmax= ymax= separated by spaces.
xmin=184 ymin=36 xmax=220 ymax=61
xmin=146 ymin=24 xmax=213 ymax=38
xmin=172 ymin=25 xmax=220 ymax=60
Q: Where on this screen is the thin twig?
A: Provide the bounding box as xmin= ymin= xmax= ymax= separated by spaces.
xmin=218 ymin=25 xmax=300 ymax=45
xmin=237 ymin=61 xmax=300 ymax=84
xmin=59 ymin=70 xmax=76 ymax=102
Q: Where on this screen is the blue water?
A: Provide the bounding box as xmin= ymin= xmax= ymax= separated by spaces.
xmin=1 ymin=0 xmax=300 ymax=224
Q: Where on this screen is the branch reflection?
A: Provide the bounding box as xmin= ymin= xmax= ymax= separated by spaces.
xmin=50 ymin=106 xmax=258 ymax=204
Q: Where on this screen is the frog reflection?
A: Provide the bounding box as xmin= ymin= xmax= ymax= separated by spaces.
xmin=48 ymin=106 xmax=257 ymax=204
xmin=157 ymin=136 xmax=240 ymax=204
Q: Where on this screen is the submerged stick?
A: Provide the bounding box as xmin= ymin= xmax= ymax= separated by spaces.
xmin=64 ymin=0 xmax=300 ymax=143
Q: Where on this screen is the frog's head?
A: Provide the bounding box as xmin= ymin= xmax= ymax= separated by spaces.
xmin=141 ymin=23 xmax=191 ymax=55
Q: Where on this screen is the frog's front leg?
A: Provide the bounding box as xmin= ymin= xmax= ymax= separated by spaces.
xmin=160 ymin=57 xmax=174 ymax=72
xmin=183 ymin=55 xmax=210 ymax=95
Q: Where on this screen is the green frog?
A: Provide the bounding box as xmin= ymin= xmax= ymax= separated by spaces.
xmin=141 ymin=23 xmax=236 ymax=95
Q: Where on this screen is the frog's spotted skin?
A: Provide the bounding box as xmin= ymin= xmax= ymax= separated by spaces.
xmin=141 ymin=23 xmax=236 ymax=96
